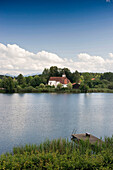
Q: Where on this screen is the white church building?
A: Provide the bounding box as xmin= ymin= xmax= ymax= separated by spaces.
xmin=48 ymin=73 xmax=70 ymax=88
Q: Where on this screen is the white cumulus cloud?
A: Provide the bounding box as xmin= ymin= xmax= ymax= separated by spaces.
xmin=0 ymin=43 xmax=113 ymax=75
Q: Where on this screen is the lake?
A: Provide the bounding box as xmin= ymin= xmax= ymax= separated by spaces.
xmin=0 ymin=93 xmax=113 ymax=155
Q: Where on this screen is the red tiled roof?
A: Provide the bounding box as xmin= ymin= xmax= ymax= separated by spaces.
xmin=49 ymin=77 xmax=70 ymax=84
xmin=72 ymin=82 xmax=80 ymax=85
xmin=91 ymin=78 xmax=95 ymax=81
xmin=72 ymin=83 xmax=76 ymax=85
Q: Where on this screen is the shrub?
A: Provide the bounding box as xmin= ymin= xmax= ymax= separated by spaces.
xmin=80 ymin=84 xmax=89 ymax=93
xmin=39 ymin=83 xmax=45 ymax=88
xmin=108 ymin=83 xmax=113 ymax=89
xmin=67 ymin=82 xmax=72 ymax=90
xmin=57 ymin=83 xmax=62 ymax=90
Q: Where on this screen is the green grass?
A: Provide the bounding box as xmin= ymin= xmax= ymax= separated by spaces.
xmin=0 ymin=137 xmax=113 ymax=169
xmin=88 ymin=88 xmax=113 ymax=93
xmin=3 ymin=87 xmax=113 ymax=93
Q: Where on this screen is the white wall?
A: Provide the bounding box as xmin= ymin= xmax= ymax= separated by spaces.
xmin=62 ymin=84 xmax=67 ymax=88
xmin=48 ymin=81 xmax=60 ymax=88
xmin=48 ymin=81 xmax=68 ymax=88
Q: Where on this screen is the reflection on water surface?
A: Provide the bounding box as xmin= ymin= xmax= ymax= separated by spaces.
xmin=0 ymin=93 xmax=113 ymax=154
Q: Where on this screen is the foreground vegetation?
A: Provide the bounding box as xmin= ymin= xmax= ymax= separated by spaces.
xmin=0 ymin=137 xmax=113 ymax=169
xmin=1 ymin=66 xmax=113 ymax=93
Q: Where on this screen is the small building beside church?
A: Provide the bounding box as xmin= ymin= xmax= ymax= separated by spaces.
xmin=48 ymin=73 xmax=70 ymax=88
xmin=72 ymin=83 xmax=80 ymax=89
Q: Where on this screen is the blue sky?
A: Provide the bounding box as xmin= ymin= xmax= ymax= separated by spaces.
xmin=0 ymin=0 xmax=113 ymax=75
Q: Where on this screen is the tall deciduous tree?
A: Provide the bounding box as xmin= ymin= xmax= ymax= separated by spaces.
xmin=30 ymin=75 xmax=41 ymax=87
xmin=72 ymin=70 xmax=80 ymax=83
xmin=80 ymin=83 xmax=89 ymax=93
xmin=17 ymin=74 xmax=25 ymax=85
xmin=61 ymin=68 xmax=72 ymax=82
xmin=42 ymin=68 xmax=50 ymax=75
xmin=50 ymin=66 xmax=59 ymax=76
xmin=25 ymin=76 xmax=33 ymax=85
xmin=67 ymin=82 xmax=72 ymax=90
xmin=2 ymin=77 xmax=14 ymax=92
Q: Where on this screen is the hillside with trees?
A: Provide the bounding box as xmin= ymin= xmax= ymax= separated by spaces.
xmin=0 ymin=66 xmax=113 ymax=93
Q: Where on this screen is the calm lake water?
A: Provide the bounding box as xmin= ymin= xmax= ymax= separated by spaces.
xmin=0 ymin=93 xmax=113 ymax=154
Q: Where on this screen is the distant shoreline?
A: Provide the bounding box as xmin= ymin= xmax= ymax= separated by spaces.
xmin=1 ymin=88 xmax=113 ymax=94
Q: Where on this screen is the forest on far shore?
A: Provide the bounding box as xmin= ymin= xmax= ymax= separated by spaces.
xmin=0 ymin=66 xmax=113 ymax=93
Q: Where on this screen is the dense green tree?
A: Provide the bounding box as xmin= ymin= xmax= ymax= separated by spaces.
xmin=25 ymin=76 xmax=33 ymax=85
xmin=61 ymin=68 xmax=72 ymax=82
xmin=17 ymin=74 xmax=25 ymax=85
xmin=49 ymin=66 xmax=59 ymax=77
xmin=102 ymin=72 xmax=113 ymax=82
xmin=80 ymin=83 xmax=89 ymax=93
xmin=80 ymin=75 xmax=84 ymax=83
xmin=39 ymin=83 xmax=45 ymax=88
xmin=13 ymin=78 xmax=18 ymax=88
xmin=57 ymin=83 xmax=62 ymax=90
xmin=82 ymin=72 xmax=91 ymax=84
xmin=108 ymin=83 xmax=113 ymax=89
xmin=42 ymin=68 xmax=50 ymax=75
xmin=7 ymin=77 xmax=15 ymax=92
xmin=30 ymin=75 xmax=41 ymax=87
xmin=17 ymin=85 xmax=22 ymax=92
xmin=87 ymin=80 xmax=93 ymax=88
xmin=67 ymin=82 xmax=72 ymax=90
xmin=72 ymin=70 xmax=80 ymax=83
xmin=2 ymin=77 xmax=14 ymax=92
xmin=40 ymin=75 xmax=48 ymax=84
xmin=2 ymin=77 xmax=9 ymax=88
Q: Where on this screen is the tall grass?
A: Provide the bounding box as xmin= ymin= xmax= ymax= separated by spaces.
xmin=0 ymin=137 xmax=113 ymax=169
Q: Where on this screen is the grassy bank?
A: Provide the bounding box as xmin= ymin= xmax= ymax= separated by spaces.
xmin=1 ymin=87 xmax=113 ymax=93
xmin=0 ymin=137 xmax=113 ymax=169
xmin=88 ymin=88 xmax=113 ymax=93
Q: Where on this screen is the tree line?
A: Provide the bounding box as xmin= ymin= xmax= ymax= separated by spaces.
xmin=0 ymin=66 xmax=113 ymax=93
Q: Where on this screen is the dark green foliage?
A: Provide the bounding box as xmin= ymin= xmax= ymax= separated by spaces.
xmin=49 ymin=66 xmax=59 ymax=77
xmin=80 ymin=83 xmax=89 ymax=93
xmin=0 ymin=75 xmax=5 ymax=79
xmin=82 ymin=72 xmax=92 ymax=83
xmin=1 ymin=137 xmax=113 ymax=169
xmin=62 ymin=68 xmax=73 ymax=82
xmin=39 ymin=75 xmax=48 ymax=84
xmin=57 ymin=83 xmax=62 ymax=90
xmin=67 ymin=82 xmax=72 ymax=90
xmin=30 ymin=75 xmax=41 ymax=87
xmin=108 ymin=83 xmax=113 ymax=89
xmin=39 ymin=83 xmax=45 ymax=88
xmin=102 ymin=72 xmax=113 ymax=82
xmin=42 ymin=68 xmax=50 ymax=76
xmin=72 ymin=70 xmax=81 ymax=83
xmin=2 ymin=77 xmax=15 ymax=92
xmin=17 ymin=74 xmax=25 ymax=85
xmin=25 ymin=76 xmax=33 ymax=85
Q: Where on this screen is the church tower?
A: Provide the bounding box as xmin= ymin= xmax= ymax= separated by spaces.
xmin=62 ymin=73 xmax=66 ymax=77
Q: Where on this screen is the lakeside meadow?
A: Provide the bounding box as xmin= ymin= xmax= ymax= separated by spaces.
xmin=0 ymin=137 xmax=113 ymax=169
